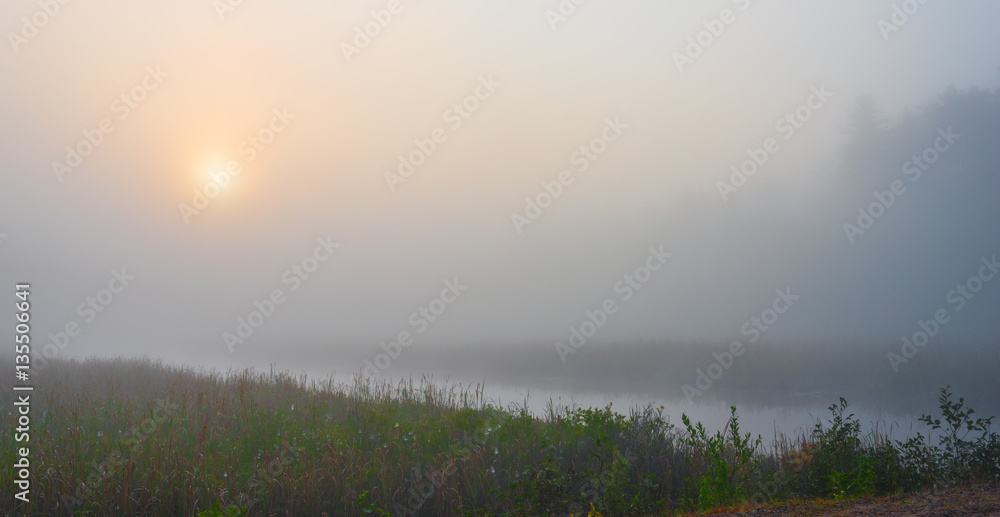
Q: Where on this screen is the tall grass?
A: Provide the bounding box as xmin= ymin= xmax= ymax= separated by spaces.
xmin=1 ymin=357 xmax=997 ymax=516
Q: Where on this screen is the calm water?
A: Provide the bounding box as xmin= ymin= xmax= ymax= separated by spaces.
xmin=294 ymin=366 xmax=931 ymax=443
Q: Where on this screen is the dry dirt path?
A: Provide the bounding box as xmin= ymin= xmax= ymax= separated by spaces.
xmin=698 ymin=484 xmax=1000 ymax=516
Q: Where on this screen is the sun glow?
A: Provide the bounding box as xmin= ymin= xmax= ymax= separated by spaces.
xmin=172 ymin=153 xmax=254 ymax=224
xmin=197 ymin=156 xmax=234 ymax=189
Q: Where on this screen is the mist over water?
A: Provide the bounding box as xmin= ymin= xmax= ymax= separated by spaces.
xmin=2 ymin=0 xmax=999 ymax=437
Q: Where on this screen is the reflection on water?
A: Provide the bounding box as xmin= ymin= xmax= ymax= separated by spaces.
xmin=296 ymin=366 xmax=949 ymax=443
xmin=424 ymin=379 xmax=927 ymax=442
xmin=257 ymin=339 xmax=998 ymax=447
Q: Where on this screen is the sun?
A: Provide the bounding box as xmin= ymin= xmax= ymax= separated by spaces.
xmin=194 ymin=155 xmax=243 ymax=199
xmin=174 ymin=154 xmax=251 ymax=224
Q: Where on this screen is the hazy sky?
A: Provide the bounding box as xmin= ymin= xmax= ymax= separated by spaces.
xmin=2 ymin=0 xmax=998 ymax=372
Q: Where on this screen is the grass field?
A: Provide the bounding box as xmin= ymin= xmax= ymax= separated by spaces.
xmin=2 ymin=357 xmax=997 ymax=516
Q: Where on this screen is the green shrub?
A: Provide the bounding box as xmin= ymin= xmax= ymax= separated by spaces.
xmin=193 ymin=504 xmax=246 ymax=517
xmin=802 ymin=398 xmax=874 ymax=498
xmin=6 ymin=357 xmax=999 ymax=516
xmin=679 ymin=406 xmax=762 ymax=510
xmin=917 ymin=387 xmax=998 ymax=484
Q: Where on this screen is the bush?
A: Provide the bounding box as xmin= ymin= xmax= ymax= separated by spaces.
xmin=5 ymin=357 xmax=998 ymax=516
xmin=918 ymin=387 xmax=998 ymax=484
xmin=799 ymin=398 xmax=874 ymax=498
xmin=679 ymin=406 xmax=762 ymax=511
xmin=795 ymin=387 xmax=1000 ymax=498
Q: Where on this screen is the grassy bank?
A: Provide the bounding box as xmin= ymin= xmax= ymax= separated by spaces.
xmin=2 ymin=357 xmax=997 ymax=516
